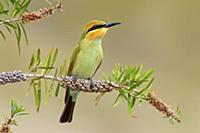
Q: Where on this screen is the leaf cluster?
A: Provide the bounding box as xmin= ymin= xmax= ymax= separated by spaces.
xmin=108 ymin=64 xmax=155 ymax=115
xmin=11 ymin=100 xmax=28 ymax=118
xmin=0 ymin=0 xmax=31 ymax=53
xmin=28 ymin=48 xmax=67 ymax=111
xmin=0 ymin=100 xmax=27 ymax=132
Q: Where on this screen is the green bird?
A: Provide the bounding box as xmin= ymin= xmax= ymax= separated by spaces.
xmin=60 ymin=20 xmax=121 ymax=123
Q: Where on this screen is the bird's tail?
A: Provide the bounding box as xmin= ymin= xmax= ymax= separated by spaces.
xmin=60 ymin=89 xmax=76 ymax=123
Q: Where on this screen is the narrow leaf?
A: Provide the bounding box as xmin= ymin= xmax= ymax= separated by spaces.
xmin=113 ymin=94 xmax=122 ymax=107
xmin=50 ymin=48 xmax=58 ymax=67
xmin=55 ymin=82 xmax=60 ymax=97
xmin=36 ymin=48 xmax=41 ymax=65
xmin=28 ymin=53 xmax=35 ymax=70
xmin=19 ymin=23 xmax=29 ymax=46
xmin=0 ymin=30 xmax=6 ymax=40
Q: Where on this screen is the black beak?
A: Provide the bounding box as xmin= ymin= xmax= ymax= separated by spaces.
xmin=105 ymin=22 xmax=121 ymax=28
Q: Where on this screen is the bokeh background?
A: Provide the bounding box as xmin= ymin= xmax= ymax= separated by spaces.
xmin=0 ymin=0 xmax=199 ymax=132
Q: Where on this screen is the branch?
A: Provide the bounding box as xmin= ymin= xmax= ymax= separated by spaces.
xmin=0 ymin=70 xmax=181 ymax=123
xmin=148 ymin=92 xmax=181 ymax=123
xmin=0 ymin=100 xmax=28 ymax=133
xmin=0 ymin=3 xmax=63 ymax=25
xmin=0 ymin=2 xmax=63 ymax=54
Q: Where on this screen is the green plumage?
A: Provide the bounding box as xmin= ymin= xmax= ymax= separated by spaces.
xmin=60 ymin=20 xmax=120 ymax=123
xmin=60 ymin=38 xmax=103 ymax=123
xmin=69 ymin=39 xmax=103 ymax=100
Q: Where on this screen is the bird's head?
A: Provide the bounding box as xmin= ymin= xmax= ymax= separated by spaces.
xmin=81 ymin=20 xmax=121 ymax=41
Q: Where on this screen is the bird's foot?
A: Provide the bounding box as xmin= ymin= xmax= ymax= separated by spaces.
xmin=70 ymin=75 xmax=77 ymax=82
xmin=87 ymin=77 xmax=92 ymax=80
xmin=87 ymin=77 xmax=96 ymax=88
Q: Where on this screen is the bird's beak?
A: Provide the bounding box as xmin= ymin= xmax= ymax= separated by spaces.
xmin=105 ymin=22 xmax=121 ymax=28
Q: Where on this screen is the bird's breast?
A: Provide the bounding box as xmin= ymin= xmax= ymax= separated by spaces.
xmin=71 ymin=43 xmax=103 ymax=78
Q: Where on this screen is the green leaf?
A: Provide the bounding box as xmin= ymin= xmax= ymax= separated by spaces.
xmin=55 ymin=82 xmax=60 ymax=97
xmin=5 ymin=0 xmax=10 ymax=8
xmin=11 ymin=100 xmax=17 ymax=116
xmin=11 ymin=120 xmax=18 ymax=126
xmin=144 ymin=77 xmax=155 ymax=90
xmin=10 ymin=6 xmax=18 ymax=18
xmin=46 ymin=79 xmax=55 ymax=103
xmin=17 ymin=0 xmax=31 ymax=16
xmin=36 ymin=48 xmax=41 ymax=65
xmin=140 ymin=69 xmax=154 ymax=81
xmin=127 ymin=101 xmax=133 ymax=116
xmin=44 ymin=80 xmax=49 ymax=104
xmin=33 ymin=81 xmax=42 ymax=112
xmin=113 ymin=94 xmax=122 ymax=107
xmin=0 ymin=1 xmax=3 ymax=10
xmin=58 ymin=59 xmax=67 ymax=77
xmin=58 ymin=65 xmax=63 ymax=76
xmin=10 ymin=0 xmax=30 ymax=18
xmin=11 ymin=100 xmax=28 ymax=118
xmin=13 ymin=22 xmax=22 ymax=54
xmin=4 ymin=25 xmax=12 ymax=33
xmin=19 ymin=23 xmax=29 ymax=46
xmin=50 ymin=48 xmax=58 ymax=67
xmin=62 ymin=59 xmax=67 ymax=76
xmin=5 ymin=22 xmax=16 ymax=29
xmin=28 ymin=53 xmax=35 ymax=70
xmin=45 ymin=67 xmax=58 ymax=102
xmin=0 ymin=30 xmax=6 ymax=40
xmin=37 ymin=66 xmax=54 ymax=69
xmin=134 ymin=64 xmax=143 ymax=80
xmin=136 ymin=77 xmax=155 ymax=96
xmin=0 ymin=10 xmax=9 ymax=15
xmin=41 ymin=49 xmax=53 ymax=75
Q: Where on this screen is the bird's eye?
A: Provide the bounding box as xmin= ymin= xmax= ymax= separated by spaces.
xmin=87 ymin=24 xmax=105 ymax=33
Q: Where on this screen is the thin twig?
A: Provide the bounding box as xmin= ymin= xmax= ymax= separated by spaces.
xmin=0 ymin=3 xmax=62 ymax=26
xmin=0 ymin=117 xmax=13 ymax=133
xmin=0 ymin=18 xmax=21 ymax=25
xmin=148 ymin=92 xmax=181 ymax=123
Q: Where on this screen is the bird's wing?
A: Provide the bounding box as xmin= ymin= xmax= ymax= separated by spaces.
xmin=67 ymin=45 xmax=80 ymax=75
xmin=64 ymin=44 xmax=80 ymax=103
xmin=91 ymin=59 xmax=102 ymax=78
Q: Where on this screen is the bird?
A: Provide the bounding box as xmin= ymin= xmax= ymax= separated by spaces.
xmin=60 ymin=20 xmax=121 ymax=123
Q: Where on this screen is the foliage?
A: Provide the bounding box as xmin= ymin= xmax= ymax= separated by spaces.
xmin=0 ymin=0 xmax=31 ymax=54
xmin=28 ymin=48 xmax=67 ymax=111
xmin=0 ymin=100 xmax=28 ymax=132
xmin=107 ymin=64 xmax=154 ymax=115
xmin=11 ymin=100 xmax=28 ymax=119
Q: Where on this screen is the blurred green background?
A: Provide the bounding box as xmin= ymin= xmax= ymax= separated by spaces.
xmin=0 ymin=0 xmax=199 ymax=132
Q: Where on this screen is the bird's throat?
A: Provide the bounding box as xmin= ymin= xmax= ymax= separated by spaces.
xmin=92 ymin=38 xmax=102 ymax=45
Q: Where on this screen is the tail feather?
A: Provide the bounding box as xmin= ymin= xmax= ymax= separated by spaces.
xmin=60 ymin=89 xmax=76 ymax=123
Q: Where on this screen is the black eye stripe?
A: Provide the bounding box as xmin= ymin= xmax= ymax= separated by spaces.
xmin=87 ymin=24 xmax=106 ymax=33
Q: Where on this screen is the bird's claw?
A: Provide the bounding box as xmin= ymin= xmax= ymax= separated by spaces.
xmin=70 ymin=75 xmax=77 ymax=82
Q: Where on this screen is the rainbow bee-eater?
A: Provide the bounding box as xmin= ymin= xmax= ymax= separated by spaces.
xmin=60 ymin=20 xmax=121 ymax=123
